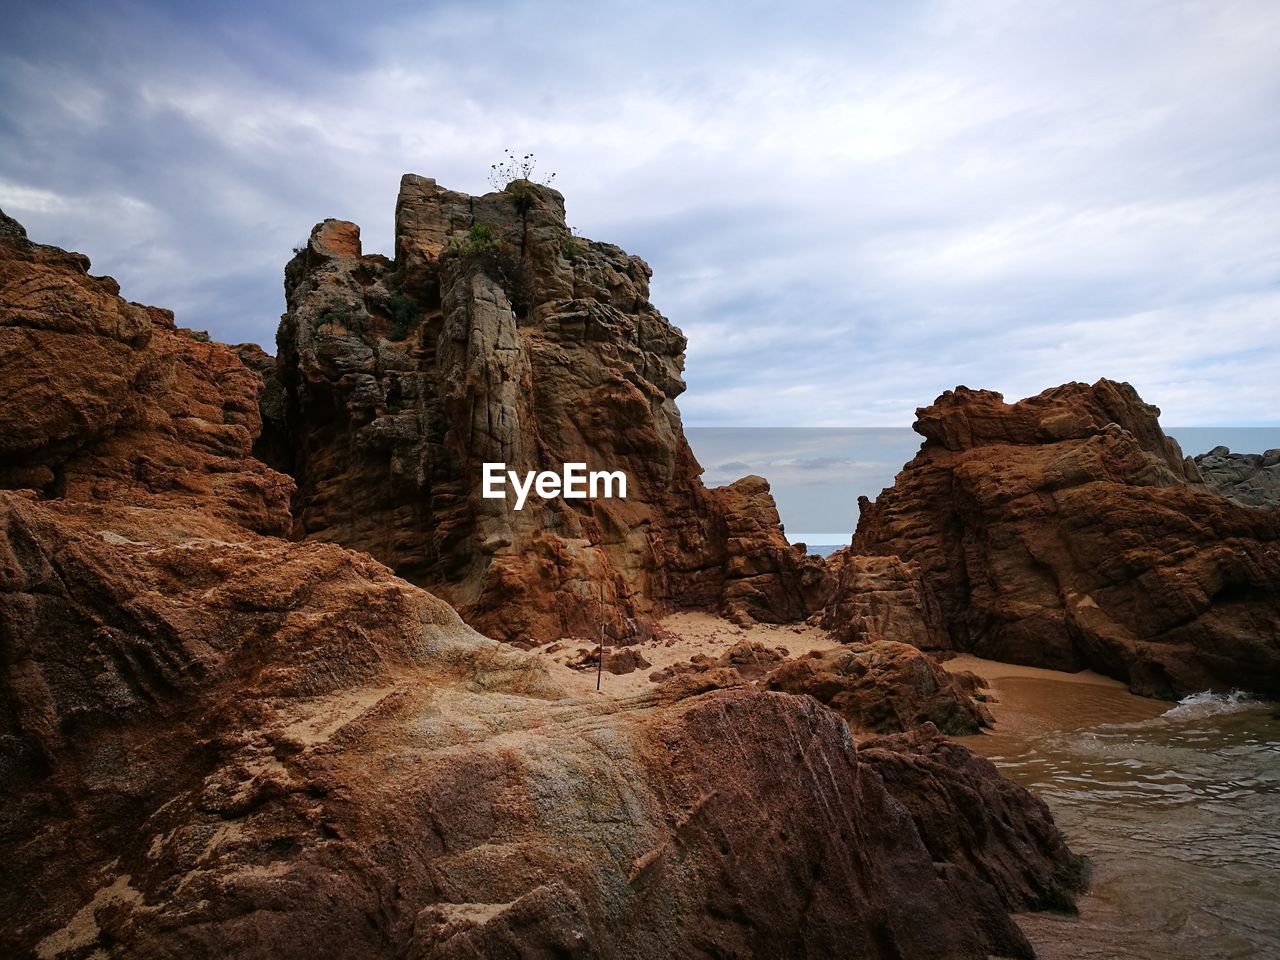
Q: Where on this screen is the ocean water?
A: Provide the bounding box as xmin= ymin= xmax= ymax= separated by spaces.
xmin=964 ymin=682 xmax=1280 ymax=959
xmin=804 ymin=544 xmax=844 ymax=558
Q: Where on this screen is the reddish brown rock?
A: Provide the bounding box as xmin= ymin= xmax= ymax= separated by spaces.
xmin=819 ymin=550 xmax=950 ymax=649
xmin=0 ymin=208 xmax=292 ymax=535
xmin=651 ymin=639 xmax=990 ymax=735
xmin=565 ymin=644 xmax=652 ymax=675
xmin=262 ymin=179 xmax=825 ymax=645
xmin=851 ymin=380 xmax=1280 ymax=697
xmin=1 ymin=490 xmax=1048 ymax=960
xmin=861 ymin=726 xmax=1089 ymax=913
xmin=764 ymin=643 xmax=993 ymax=735
xmin=0 ymin=211 xmax=1074 ymax=958
xmin=712 ymin=474 xmax=833 ymax=625
xmin=648 ymin=639 xmax=793 ymax=684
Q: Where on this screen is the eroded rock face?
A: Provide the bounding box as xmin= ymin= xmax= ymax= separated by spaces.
xmin=763 ymin=644 xmax=993 ymax=736
xmin=851 ymin=380 xmax=1280 ymax=698
xmin=0 ymin=207 xmax=293 ymax=535
xmin=649 ymin=639 xmax=991 ymax=735
xmin=1195 ymin=446 xmax=1280 ymax=509
xmin=711 ymin=474 xmax=833 ymax=625
xmin=0 ymin=211 xmax=1074 ymax=958
xmin=861 ymin=726 xmax=1089 ymax=914
xmin=819 ymin=551 xmax=950 ymax=649
xmin=264 ymin=178 xmax=824 ymax=645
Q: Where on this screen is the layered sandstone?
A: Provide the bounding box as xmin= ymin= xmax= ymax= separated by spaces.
xmin=0 ymin=208 xmax=1081 ymax=958
xmin=261 ymin=178 xmax=824 ymax=646
xmin=849 ymin=380 xmax=1280 ymax=698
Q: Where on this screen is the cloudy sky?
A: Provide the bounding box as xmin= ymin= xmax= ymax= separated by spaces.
xmin=2 ymin=0 xmax=1278 ymax=434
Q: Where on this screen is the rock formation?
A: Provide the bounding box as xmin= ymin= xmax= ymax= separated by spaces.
xmin=860 ymin=727 xmax=1088 ymax=913
xmin=1194 ymin=445 xmax=1280 ymax=509
xmin=649 ymin=639 xmax=992 ymax=735
xmin=0 ymin=210 xmax=292 ymax=535
xmin=258 ymin=178 xmax=825 ymax=646
xmin=1 ymin=208 xmax=1082 ymax=957
xmin=848 ymin=380 xmax=1280 ymax=698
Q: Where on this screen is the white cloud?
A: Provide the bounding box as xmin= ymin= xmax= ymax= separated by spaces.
xmin=0 ymin=0 xmax=1276 ymax=431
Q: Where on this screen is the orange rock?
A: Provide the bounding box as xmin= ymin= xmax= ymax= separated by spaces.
xmin=0 ymin=209 xmax=292 ymax=534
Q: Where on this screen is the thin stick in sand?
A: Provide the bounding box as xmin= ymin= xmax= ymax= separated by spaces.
xmin=596 ymin=581 xmax=604 ymax=692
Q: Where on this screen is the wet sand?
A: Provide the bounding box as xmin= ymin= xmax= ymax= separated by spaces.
xmin=944 ymin=653 xmax=1168 ymax=738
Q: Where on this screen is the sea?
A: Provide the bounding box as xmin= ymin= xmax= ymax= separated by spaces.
xmin=963 ymin=681 xmax=1280 ymax=959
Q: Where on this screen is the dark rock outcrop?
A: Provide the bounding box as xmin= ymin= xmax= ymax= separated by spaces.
xmin=861 ymin=726 xmax=1089 ymax=913
xmin=259 ymin=179 xmax=825 ymax=646
xmin=1194 ymin=445 xmax=1280 ymax=509
xmin=849 ymin=380 xmax=1280 ymax=698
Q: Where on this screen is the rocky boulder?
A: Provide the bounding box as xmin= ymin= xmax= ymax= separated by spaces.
xmin=861 ymin=726 xmax=1089 ymax=913
xmin=650 ymin=639 xmax=991 ymax=735
xmin=850 ymin=380 xmax=1280 ymax=698
xmin=1194 ymin=445 xmax=1280 ymax=509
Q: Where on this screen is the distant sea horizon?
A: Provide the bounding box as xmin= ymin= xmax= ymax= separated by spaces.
xmin=798 ymin=542 xmax=846 ymax=558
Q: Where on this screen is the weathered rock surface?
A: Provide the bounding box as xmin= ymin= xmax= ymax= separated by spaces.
xmin=0 ymin=488 xmax=1040 ymax=960
xmin=819 ymin=550 xmax=950 ymax=649
xmin=261 ymin=179 xmax=824 ymax=645
xmin=850 ymin=380 xmax=1280 ymax=698
xmin=711 ymin=474 xmax=833 ymax=625
xmin=0 ymin=210 xmax=1076 ymax=958
xmin=1194 ymin=445 xmax=1280 ymax=509
xmin=861 ymin=726 xmax=1089 ymax=913
xmin=764 ymin=644 xmax=994 ymax=735
xmin=650 ymin=639 xmax=991 ymax=735
xmin=0 ymin=208 xmax=293 ymax=535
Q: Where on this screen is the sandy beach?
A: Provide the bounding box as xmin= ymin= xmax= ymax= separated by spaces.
xmin=532 ymin=611 xmax=845 ymax=697
xmin=536 ymin=618 xmax=1170 ymax=738
xmin=943 ymin=653 xmax=1169 ymax=740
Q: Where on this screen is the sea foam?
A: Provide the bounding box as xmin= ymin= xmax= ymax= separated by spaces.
xmin=1161 ymin=689 xmax=1256 ymax=720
